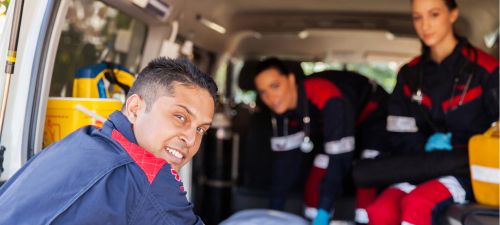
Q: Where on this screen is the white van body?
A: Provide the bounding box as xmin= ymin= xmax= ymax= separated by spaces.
xmin=0 ymin=0 xmax=497 ymax=224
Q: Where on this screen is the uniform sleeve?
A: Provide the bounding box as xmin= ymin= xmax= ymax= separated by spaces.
xmin=52 ymin=164 xmax=204 ymax=225
xmin=482 ymin=66 xmax=499 ymax=122
xmin=356 ymin=86 xmax=390 ymax=158
xmin=134 ymin=165 xmax=204 ymax=225
xmin=318 ymin=97 xmax=355 ymax=211
xmin=303 ymin=78 xmax=356 ymax=211
xmin=387 ymin=66 xmax=427 ymax=153
xmin=50 ymin=166 xmax=138 ymax=225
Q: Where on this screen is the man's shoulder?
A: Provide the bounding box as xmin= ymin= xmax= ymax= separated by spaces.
xmin=0 ymin=126 xmax=135 ymax=224
xmin=46 ymin=125 xmax=126 ymax=160
xmin=27 ymin=125 xmax=133 ymax=184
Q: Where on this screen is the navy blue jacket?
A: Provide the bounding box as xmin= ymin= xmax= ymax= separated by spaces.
xmin=0 ymin=111 xmax=203 ymax=225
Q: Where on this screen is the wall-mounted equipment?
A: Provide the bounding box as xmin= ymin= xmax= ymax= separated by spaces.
xmin=130 ymin=0 xmax=171 ymax=22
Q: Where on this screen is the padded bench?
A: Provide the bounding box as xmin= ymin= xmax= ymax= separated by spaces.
xmin=445 ymin=203 xmax=499 ymax=225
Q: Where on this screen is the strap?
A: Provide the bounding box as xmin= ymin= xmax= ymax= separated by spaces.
xmin=103 ymin=62 xmax=131 ymax=95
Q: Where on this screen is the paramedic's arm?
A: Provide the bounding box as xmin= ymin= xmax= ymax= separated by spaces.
xmin=317 ymin=98 xmax=355 ymax=211
xmin=482 ymin=66 xmax=499 ymax=122
xmin=357 ymin=86 xmax=390 ymax=158
xmin=386 ymin=66 xmax=427 ymax=153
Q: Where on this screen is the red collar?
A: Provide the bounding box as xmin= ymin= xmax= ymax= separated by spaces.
xmin=111 ymin=129 xmax=167 ymax=184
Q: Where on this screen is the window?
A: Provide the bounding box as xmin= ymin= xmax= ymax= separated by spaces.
xmin=232 ymin=60 xmax=401 ymax=106
xmin=302 ymin=61 xmax=400 ymax=93
xmin=0 ymin=0 xmax=10 ymax=32
xmin=50 ymin=0 xmax=148 ymax=97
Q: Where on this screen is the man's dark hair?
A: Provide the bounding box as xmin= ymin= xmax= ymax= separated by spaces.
xmin=127 ymin=57 xmax=218 ymax=111
xmin=255 ymin=57 xmax=290 ymax=77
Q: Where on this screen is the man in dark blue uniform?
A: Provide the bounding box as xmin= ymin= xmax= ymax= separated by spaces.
xmin=0 ymin=57 xmax=217 ymax=225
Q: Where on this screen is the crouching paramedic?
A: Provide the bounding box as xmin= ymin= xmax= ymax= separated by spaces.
xmin=0 ymin=57 xmax=217 ymax=225
xmin=253 ymin=58 xmax=389 ymax=225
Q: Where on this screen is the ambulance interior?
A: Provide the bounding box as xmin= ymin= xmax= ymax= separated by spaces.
xmin=0 ymin=0 xmax=498 ymax=224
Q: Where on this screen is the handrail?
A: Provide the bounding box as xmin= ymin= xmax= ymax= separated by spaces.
xmin=0 ymin=0 xmax=25 ymax=174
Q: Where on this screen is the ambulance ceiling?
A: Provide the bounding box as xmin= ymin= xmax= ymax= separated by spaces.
xmin=123 ymin=0 xmax=499 ymax=61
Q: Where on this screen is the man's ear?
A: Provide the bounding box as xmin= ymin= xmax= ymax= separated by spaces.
xmin=124 ymin=94 xmax=143 ymax=123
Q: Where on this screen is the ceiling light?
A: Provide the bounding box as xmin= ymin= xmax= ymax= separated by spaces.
xmin=0 ymin=4 xmax=6 ymax=15
xmin=388 ymin=61 xmax=398 ymax=71
xmin=298 ymin=30 xmax=309 ymax=39
xmin=484 ymin=28 xmax=498 ymax=48
xmin=385 ymin=32 xmax=395 ymax=40
xmin=196 ymin=15 xmax=226 ymax=34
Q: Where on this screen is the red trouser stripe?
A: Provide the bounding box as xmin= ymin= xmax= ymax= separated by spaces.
xmin=366 ymin=187 xmax=406 ymax=225
xmin=366 ymin=180 xmax=454 ymax=225
xmin=304 ymin=166 xmax=327 ymax=207
xmin=401 ymin=179 xmax=452 ymax=225
xmin=356 ymin=187 xmax=378 ymax=209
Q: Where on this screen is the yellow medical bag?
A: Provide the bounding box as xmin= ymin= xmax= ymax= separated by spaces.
xmin=468 ymin=122 xmax=500 ymax=207
xmin=43 ymin=97 xmax=123 ymax=147
xmin=72 ymin=63 xmax=135 ymax=98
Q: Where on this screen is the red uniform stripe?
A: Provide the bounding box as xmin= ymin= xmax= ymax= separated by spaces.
xmin=304 ymin=166 xmax=327 ymax=208
xmin=304 ymin=78 xmax=342 ymax=109
xmin=408 ymin=56 xmax=422 ymax=67
xmin=422 ymin=96 xmax=432 ymax=109
xmin=401 ymin=179 xmax=452 ymax=225
xmin=366 ymin=188 xmax=407 ymax=225
xmin=356 ymin=187 xmax=378 ymax=209
xmin=403 ymin=85 xmax=411 ymax=96
xmin=403 ymin=85 xmax=432 ymax=108
xmin=461 ymin=47 xmax=499 ymax=73
xmin=356 ymin=101 xmax=378 ymax=125
xmin=441 ymin=86 xmax=482 ymax=112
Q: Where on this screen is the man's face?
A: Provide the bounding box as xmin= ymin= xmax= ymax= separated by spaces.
xmin=127 ymin=83 xmax=214 ymax=171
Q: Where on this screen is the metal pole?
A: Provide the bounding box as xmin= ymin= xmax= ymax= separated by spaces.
xmin=0 ymin=0 xmax=25 ymax=173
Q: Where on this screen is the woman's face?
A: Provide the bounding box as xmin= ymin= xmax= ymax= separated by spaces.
xmin=411 ymin=0 xmax=458 ymax=48
xmin=255 ymin=68 xmax=296 ymax=115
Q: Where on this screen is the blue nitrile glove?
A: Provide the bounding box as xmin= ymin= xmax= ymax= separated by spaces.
xmin=312 ymin=209 xmax=329 ymax=225
xmin=425 ymin=132 xmax=452 ymax=152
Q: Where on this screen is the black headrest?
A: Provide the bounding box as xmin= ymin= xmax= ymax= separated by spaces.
xmin=237 ymin=59 xmax=305 ymax=91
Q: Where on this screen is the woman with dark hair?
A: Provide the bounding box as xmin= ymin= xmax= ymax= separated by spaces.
xmin=364 ymin=0 xmax=499 ymax=224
